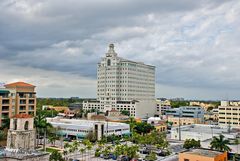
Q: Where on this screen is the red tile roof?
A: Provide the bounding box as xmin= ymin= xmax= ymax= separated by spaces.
xmin=12 ymin=113 xmax=33 ymax=118
xmin=4 ymin=82 xmax=35 ymax=88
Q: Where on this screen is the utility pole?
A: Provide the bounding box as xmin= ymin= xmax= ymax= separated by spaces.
xmin=178 ymin=115 xmax=181 ymax=141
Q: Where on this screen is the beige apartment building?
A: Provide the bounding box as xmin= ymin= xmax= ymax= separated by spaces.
xmin=0 ymin=82 xmax=36 ymax=127
xmin=218 ymin=101 xmax=240 ymax=127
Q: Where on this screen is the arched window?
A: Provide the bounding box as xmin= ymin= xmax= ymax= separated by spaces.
xmin=107 ymin=59 xmax=111 ymax=66
xmin=13 ymin=119 xmax=17 ymax=130
xmin=24 ymin=121 xmax=29 ymax=130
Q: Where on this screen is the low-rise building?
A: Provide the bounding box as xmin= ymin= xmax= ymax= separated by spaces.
xmin=47 ymin=118 xmax=130 ymax=140
xmin=167 ymin=116 xmax=202 ymax=126
xmin=165 ymin=106 xmax=205 ymax=120
xmin=43 ymin=105 xmax=69 ymax=112
xmin=189 ymin=101 xmax=217 ymax=111
xmin=171 ymin=124 xmax=239 ymax=141
xmin=179 ymin=148 xmax=227 ymax=161
xmin=147 ymin=117 xmax=167 ymax=132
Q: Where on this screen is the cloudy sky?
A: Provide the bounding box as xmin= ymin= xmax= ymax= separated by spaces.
xmin=0 ymin=0 xmax=239 ymax=100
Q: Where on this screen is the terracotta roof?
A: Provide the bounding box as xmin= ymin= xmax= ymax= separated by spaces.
xmin=12 ymin=113 xmax=33 ymax=118
xmin=4 ymin=82 xmax=35 ymax=88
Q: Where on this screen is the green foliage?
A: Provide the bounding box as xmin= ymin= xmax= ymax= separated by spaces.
xmin=49 ymin=150 xmax=64 ymax=161
xmin=86 ymin=131 xmax=97 ymax=142
xmin=170 ymin=101 xmax=189 ymax=108
xmin=145 ymin=152 xmax=157 ymax=161
xmin=95 ymin=148 xmax=101 ymax=157
xmin=106 ymin=134 xmax=120 ymax=143
xmin=134 ymin=122 xmax=155 ymax=135
xmin=113 ymin=144 xmax=139 ymax=159
xmin=37 ymin=98 xmax=84 ymax=109
xmin=183 ymin=139 xmax=201 ymax=149
xmin=210 ymin=134 xmax=231 ymax=152
xmin=132 ymin=131 xmax=169 ymax=150
xmin=0 ymin=131 xmax=6 ymax=142
xmin=0 ymin=118 xmax=10 ymax=130
xmin=121 ymin=110 xmax=130 ymax=116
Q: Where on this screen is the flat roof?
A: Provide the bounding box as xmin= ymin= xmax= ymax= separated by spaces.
xmin=173 ymin=124 xmax=238 ymax=134
xmin=47 ymin=118 xmax=129 ymax=130
xmin=183 ymin=149 xmax=224 ymax=158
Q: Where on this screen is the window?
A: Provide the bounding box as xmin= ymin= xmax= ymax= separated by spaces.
xmin=184 ymin=159 xmax=189 ymax=161
xmin=107 ymin=59 xmax=111 ymax=66
xmin=24 ymin=121 xmax=29 ymax=130
xmin=13 ymin=119 xmax=17 ymax=130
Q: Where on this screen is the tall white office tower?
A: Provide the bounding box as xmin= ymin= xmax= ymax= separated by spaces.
xmin=84 ymin=44 xmax=156 ymax=118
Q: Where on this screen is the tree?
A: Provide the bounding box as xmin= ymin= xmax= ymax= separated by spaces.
xmin=0 ymin=131 xmax=6 ymax=141
xmin=49 ymin=150 xmax=64 ymax=161
xmin=170 ymin=101 xmax=189 ymax=108
xmin=183 ymin=139 xmax=201 ymax=149
xmin=125 ymin=145 xmax=139 ymax=159
xmin=86 ymin=131 xmax=97 ymax=142
xmin=121 ymin=110 xmax=130 ymax=116
xmin=145 ymin=152 xmax=157 ymax=161
xmin=79 ymin=148 xmax=86 ymax=161
xmin=34 ymin=110 xmax=53 ymax=150
xmin=210 ymin=134 xmax=231 ymax=152
xmin=134 ymin=122 xmax=155 ymax=135
xmin=48 ymin=135 xmax=58 ymax=146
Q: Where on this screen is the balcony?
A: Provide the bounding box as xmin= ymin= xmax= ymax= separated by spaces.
xmin=19 ymin=106 xmax=26 ymax=111
xmin=2 ymin=106 xmax=9 ymax=112
xmin=28 ymin=100 xmax=35 ymax=105
xmin=28 ymin=106 xmax=35 ymax=111
xmin=2 ymin=100 xmax=10 ymax=105
xmin=20 ymin=100 xmax=26 ymax=104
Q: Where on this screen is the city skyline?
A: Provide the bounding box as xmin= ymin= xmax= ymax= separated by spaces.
xmin=0 ymin=0 xmax=240 ymax=100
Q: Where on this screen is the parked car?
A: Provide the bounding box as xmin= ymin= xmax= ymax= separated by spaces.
xmin=117 ymin=155 xmax=130 ymax=161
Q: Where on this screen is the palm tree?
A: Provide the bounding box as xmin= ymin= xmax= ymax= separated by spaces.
xmin=210 ymin=134 xmax=231 ymax=152
xmin=34 ymin=110 xmax=53 ymax=149
xmin=79 ymin=148 xmax=86 ymax=161
xmin=235 ymin=138 xmax=239 ymax=154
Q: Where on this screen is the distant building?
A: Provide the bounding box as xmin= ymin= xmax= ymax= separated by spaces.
xmin=47 ymin=118 xmax=130 ymax=140
xmin=42 ymin=105 xmax=69 ymax=112
xmin=83 ymin=44 xmax=156 ymax=118
xmin=0 ymin=82 xmax=36 ymax=127
xmin=179 ymin=148 xmax=227 ymax=161
xmin=68 ymin=102 xmax=83 ymax=111
xmin=165 ymin=106 xmax=205 ymax=122
xmin=218 ymin=101 xmax=240 ymax=127
xmin=147 ymin=117 xmax=167 ymax=132
xmin=204 ymin=109 xmax=218 ymax=122
xmin=168 ymin=116 xmax=202 ymax=126
xmin=189 ymin=101 xmax=217 ymax=111
xmin=156 ymin=99 xmax=171 ymax=116
xmin=171 ymin=124 xmax=239 ymax=141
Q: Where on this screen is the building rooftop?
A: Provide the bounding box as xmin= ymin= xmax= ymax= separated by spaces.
xmin=4 ymin=82 xmax=35 ymax=88
xmin=47 ymin=118 xmax=129 ymax=131
xmin=183 ymin=148 xmax=224 ymax=158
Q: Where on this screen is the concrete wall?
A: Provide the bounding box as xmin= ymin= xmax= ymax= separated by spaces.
xmin=0 ymin=154 xmax=49 ymax=161
xmin=135 ymin=100 xmax=156 ymax=118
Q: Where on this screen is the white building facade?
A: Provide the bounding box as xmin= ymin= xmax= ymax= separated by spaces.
xmin=83 ymin=44 xmax=156 ymax=118
xmin=47 ymin=118 xmax=130 ymax=140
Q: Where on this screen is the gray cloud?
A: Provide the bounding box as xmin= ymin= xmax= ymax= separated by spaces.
xmin=0 ymin=0 xmax=239 ymax=99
